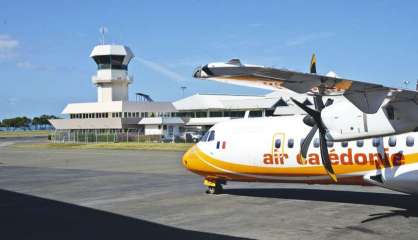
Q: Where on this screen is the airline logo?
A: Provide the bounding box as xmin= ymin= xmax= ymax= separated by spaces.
xmin=263 ymin=148 xmax=405 ymax=167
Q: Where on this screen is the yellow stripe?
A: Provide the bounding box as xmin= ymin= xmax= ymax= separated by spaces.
xmin=189 ymin=146 xmax=418 ymax=177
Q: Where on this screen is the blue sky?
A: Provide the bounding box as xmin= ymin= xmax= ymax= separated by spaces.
xmin=1 ymin=0 xmax=418 ymax=118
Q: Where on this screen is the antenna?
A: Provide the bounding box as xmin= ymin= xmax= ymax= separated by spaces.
xmin=99 ymin=26 xmax=108 ymax=45
xmin=181 ymin=86 xmax=187 ymax=97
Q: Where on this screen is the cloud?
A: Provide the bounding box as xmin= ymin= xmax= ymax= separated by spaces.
xmin=137 ymin=57 xmax=187 ymax=83
xmin=0 ymin=34 xmax=18 ymax=49
xmin=0 ymin=34 xmax=19 ymax=59
xmin=285 ymin=32 xmax=336 ymax=47
xmin=16 ymin=61 xmax=35 ymax=69
xmin=7 ymin=97 xmax=18 ymax=105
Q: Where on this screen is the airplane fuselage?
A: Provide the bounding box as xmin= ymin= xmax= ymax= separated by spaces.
xmin=182 ymin=116 xmax=418 ymax=195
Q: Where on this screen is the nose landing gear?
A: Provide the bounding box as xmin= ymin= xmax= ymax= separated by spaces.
xmin=204 ymin=178 xmax=225 ymax=194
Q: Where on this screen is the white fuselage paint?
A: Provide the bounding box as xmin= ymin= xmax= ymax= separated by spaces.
xmin=195 ymin=116 xmax=418 ymax=195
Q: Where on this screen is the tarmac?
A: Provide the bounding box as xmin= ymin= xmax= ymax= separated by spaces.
xmin=1 ymin=138 xmax=418 ymax=240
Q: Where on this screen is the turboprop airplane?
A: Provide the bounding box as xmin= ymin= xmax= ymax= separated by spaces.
xmin=182 ymin=55 xmax=418 ymax=195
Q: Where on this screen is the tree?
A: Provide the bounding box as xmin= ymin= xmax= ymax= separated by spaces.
xmin=1 ymin=115 xmax=60 ymax=131
xmin=1 ymin=116 xmax=31 ymax=130
xmin=15 ymin=117 xmax=31 ymax=130
xmin=32 ymin=117 xmax=41 ymax=130
xmin=37 ymin=114 xmax=60 ymax=129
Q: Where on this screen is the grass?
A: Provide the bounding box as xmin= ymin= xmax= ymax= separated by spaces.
xmin=0 ymin=130 xmax=49 ymax=138
xmin=13 ymin=142 xmax=194 ymax=152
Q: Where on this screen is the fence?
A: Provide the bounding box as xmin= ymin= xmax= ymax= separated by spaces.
xmin=50 ymin=130 xmax=194 ymax=144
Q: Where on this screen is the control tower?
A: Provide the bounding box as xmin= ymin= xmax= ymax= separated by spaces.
xmin=90 ymin=44 xmax=134 ymax=102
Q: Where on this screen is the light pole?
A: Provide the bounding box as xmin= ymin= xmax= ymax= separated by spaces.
xmin=181 ymin=86 xmax=187 ymax=97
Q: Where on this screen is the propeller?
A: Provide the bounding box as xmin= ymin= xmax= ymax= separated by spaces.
xmin=291 ymin=54 xmax=337 ymax=182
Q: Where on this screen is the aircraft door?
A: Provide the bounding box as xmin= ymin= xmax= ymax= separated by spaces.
xmin=271 ymin=133 xmax=286 ymax=165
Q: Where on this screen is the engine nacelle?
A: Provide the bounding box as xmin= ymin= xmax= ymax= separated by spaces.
xmin=322 ymin=100 xmax=416 ymax=141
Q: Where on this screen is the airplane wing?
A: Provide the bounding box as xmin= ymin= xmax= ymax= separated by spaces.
xmin=193 ymin=59 xmax=417 ymax=114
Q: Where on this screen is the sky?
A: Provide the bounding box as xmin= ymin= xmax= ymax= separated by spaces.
xmin=1 ymin=0 xmax=418 ymax=118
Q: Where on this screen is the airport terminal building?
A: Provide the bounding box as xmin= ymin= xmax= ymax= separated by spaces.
xmin=50 ymin=44 xmax=309 ymax=140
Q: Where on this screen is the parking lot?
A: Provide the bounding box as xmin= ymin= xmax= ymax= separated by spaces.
xmin=0 ymin=139 xmax=417 ymax=239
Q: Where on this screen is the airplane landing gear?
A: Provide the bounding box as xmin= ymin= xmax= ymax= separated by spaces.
xmin=204 ymin=178 xmax=225 ymax=194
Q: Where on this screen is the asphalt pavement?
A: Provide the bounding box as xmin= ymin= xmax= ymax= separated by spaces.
xmin=0 ymin=139 xmax=417 ymax=239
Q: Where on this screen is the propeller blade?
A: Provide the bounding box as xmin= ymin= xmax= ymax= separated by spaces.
xmin=300 ymin=124 xmax=318 ymax=159
xmin=319 ymin=129 xmax=337 ymax=182
xmin=293 ymin=54 xmax=337 ymax=182
xmin=290 ymin=98 xmax=318 ymax=118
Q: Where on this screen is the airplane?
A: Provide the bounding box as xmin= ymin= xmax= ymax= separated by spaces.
xmin=182 ymin=55 xmax=418 ymax=195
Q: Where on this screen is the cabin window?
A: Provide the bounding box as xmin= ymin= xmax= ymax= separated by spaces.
xmin=356 ymin=140 xmax=364 ymax=147
xmin=300 ymin=138 xmax=305 ymax=147
xmin=406 ymin=136 xmax=414 ymax=147
xmin=275 ymin=139 xmax=281 ymax=148
xmin=287 ymin=138 xmax=294 ymax=148
xmin=207 ymin=130 xmax=215 ymax=142
xmin=372 ymin=138 xmax=381 ymax=147
xmin=313 ymin=138 xmax=320 ymax=148
xmin=341 ymin=141 xmax=348 ymax=148
xmin=388 ymin=136 xmax=397 ymax=147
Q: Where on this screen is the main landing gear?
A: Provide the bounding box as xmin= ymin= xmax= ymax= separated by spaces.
xmin=204 ymin=179 xmax=225 ymax=194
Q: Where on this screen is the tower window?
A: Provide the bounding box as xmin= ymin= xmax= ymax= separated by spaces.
xmin=93 ymin=55 xmax=127 ymax=70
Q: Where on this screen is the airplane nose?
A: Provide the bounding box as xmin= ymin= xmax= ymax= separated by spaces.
xmin=193 ymin=65 xmax=210 ymax=78
xmin=182 ymin=145 xmax=196 ymax=170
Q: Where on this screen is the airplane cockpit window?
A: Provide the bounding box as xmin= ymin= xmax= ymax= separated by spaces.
xmin=275 ymin=139 xmax=281 ymax=148
xmin=341 ymin=141 xmax=348 ymax=148
xmin=200 ymin=131 xmax=210 ymax=142
xmin=356 ymin=140 xmax=364 ymax=147
xmin=207 ymin=130 xmax=215 ymax=142
xmin=388 ymin=136 xmax=397 ymax=147
xmin=372 ymin=138 xmax=381 ymax=147
xmin=287 ymin=138 xmax=294 ymax=148
xmin=313 ymin=138 xmax=320 ymax=148
xmin=406 ymin=136 xmax=414 ymax=147
xmin=327 ymin=141 xmax=334 ymax=147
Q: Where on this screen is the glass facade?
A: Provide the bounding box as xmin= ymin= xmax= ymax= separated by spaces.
xmin=93 ymin=55 xmax=128 ymax=70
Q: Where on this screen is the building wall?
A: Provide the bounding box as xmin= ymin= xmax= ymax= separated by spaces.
xmin=145 ymin=125 xmax=163 ymax=135
xmin=97 ymin=85 xmax=113 ymax=102
xmin=144 ymin=124 xmax=181 ymax=137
